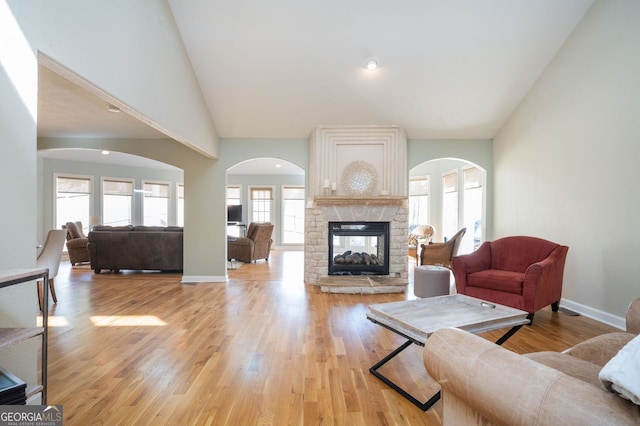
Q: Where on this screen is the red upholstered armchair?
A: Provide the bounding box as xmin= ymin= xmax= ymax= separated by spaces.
xmin=451 ymin=236 xmax=569 ymax=322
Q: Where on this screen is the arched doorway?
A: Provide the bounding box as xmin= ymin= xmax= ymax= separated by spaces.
xmin=226 ymin=157 xmax=305 ymax=249
xmin=409 ymin=158 xmax=486 ymax=256
xmin=37 ymin=148 xmax=183 ymax=233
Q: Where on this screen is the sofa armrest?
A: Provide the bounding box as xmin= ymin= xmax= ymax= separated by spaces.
xmin=627 ymin=298 xmax=640 ymax=334
xmin=228 ymin=237 xmax=254 ymax=247
xmin=66 ymin=237 xmax=88 ymax=249
xmin=424 ymin=328 xmax=639 ymax=425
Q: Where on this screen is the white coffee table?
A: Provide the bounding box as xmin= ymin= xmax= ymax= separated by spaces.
xmin=367 ymin=294 xmax=530 ymax=411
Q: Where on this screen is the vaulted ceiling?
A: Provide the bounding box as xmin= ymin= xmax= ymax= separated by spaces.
xmin=37 ymin=0 xmax=594 ymax=166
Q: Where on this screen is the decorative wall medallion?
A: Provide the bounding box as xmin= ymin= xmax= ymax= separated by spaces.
xmin=341 ymin=161 xmax=378 ymax=196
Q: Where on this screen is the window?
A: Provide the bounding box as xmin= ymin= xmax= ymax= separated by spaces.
xmin=142 ymin=181 xmax=170 ymax=226
xmin=55 ymin=174 xmax=92 ymax=232
xmin=102 ymin=178 xmax=133 ymax=226
xmin=463 ymin=166 xmax=483 ymax=252
xmin=442 ymin=171 xmax=459 ymax=239
xmin=226 ymin=185 xmax=241 ymax=206
xmin=226 ymin=185 xmax=243 ymax=237
xmin=176 ymin=183 xmax=184 ymax=227
xmin=408 ymin=176 xmax=429 ymax=232
xmin=282 ymin=186 xmax=305 ymax=244
xmin=250 ymin=187 xmax=273 ymax=223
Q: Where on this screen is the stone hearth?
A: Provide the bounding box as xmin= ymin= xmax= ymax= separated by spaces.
xmin=319 ymin=276 xmax=408 ymax=294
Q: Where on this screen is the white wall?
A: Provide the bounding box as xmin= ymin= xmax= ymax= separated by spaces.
xmin=10 ymin=0 xmax=218 ymax=157
xmin=0 ymin=0 xmax=39 ymax=393
xmin=6 ymin=0 xmax=227 ymax=282
xmin=494 ymin=0 xmax=640 ymax=321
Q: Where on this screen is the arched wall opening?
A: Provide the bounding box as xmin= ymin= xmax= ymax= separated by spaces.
xmin=227 ymin=157 xmax=305 ymax=249
xmin=37 ymin=147 xmax=185 ymax=242
xmin=410 ymin=157 xmax=487 ymax=256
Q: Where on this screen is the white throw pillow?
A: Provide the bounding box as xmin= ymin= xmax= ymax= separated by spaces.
xmin=599 ymin=333 xmax=640 ymax=405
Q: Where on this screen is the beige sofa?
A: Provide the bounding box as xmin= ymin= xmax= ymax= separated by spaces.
xmin=423 ymin=299 xmax=640 ymax=425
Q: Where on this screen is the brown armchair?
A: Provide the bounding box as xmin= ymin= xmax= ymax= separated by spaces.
xmin=64 ymin=221 xmax=90 ymax=265
xmin=451 ymin=236 xmax=569 ymax=322
xmin=420 ymin=227 xmax=466 ymax=269
xmin=227 ymin=222 xmax=274 ymax=263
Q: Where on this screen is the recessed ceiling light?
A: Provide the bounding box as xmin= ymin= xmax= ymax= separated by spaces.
xmin=366 ymin=59 xmax=379 ymax=71
xmin=101 ymin=150 xmax=110 ymax=155
xmin=107 ymin=104 xmax=121 ymax=113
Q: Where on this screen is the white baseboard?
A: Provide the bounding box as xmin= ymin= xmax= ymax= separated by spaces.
xmin=181 ymin=275 xmax=227 ymax=284
xmin=560 ymin=298 xmax=626 ymax=330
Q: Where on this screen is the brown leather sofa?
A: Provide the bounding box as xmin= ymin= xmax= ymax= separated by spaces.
xmin=227 ymin=222 xmax=274 ymax=263
xmin=424 ymin=298 xmax=640 ymax=425
xmin=87 ymin=225 xmax=183 ymax=273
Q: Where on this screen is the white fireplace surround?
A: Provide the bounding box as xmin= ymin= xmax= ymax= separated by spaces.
xmin=304 ymin=126 xmax=408 ymax=285
xmin=308 ymin=125 xmax=407 ymax=198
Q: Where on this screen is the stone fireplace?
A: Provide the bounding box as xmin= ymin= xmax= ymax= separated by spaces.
xmin=304 ymin=126 xmax=408 ymax=293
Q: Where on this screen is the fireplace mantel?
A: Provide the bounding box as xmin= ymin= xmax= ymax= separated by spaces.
xmin=314 ymin=196 xmax=407 ymax=207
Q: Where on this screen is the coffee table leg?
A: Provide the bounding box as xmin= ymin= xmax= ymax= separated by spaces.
xmin=369 ymin=340 xmax=441 ymax=411
xmin=495 ymin=324 xmax=525 ymax=345
xmin=369 ymin=324 xmax=526 ymax=411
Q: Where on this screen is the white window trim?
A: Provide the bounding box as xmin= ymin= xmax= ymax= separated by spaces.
xmin=141 ymin=179 xmax=172 ymax=226
xmin=101 ymin=176 xmax=135 ymax=226
xmin=248 ymin=185 xmax=275 ymax=224
xmin=409 ymin=175 xmax=430 ymax=229
xmin=176 ymin=182 xmax=185 ymax=227
xmin=53 ymin=172 xmax=94 ymax=231
xmin=226 ymin=184 xmax=242 ymax=205
xmin=280 ymin=184 xmax=305 ymax=246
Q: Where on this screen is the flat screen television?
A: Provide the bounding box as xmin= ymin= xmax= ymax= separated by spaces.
xmin=227 ymin=205 xmax=243 ymax=224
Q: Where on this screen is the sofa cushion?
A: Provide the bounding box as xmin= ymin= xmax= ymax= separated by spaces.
xmin=563 ymin=332 xmax=636 ymax=367
xmin=467 ymin=269 xmax=524 ymax=294
xmin=164 ymin=226 xmax=184 ymax=232
xmin=93 ymin=225 xmax=133 ymax=232
xmin=525 ymin=351 xmax=602 ymax=387
xmin=489 ymin=236 xmax=558 ymax=272
xmin=132 ymin=226 xmax=166 ymax=232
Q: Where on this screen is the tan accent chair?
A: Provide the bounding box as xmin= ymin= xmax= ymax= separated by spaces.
xmin=36 ymin=229 xmax=67 ymax=310
xmin=419 ymin=227 xmax=466 ymax=269
xmin=65 ymin=221 xmax=90 ymax=265
xmin=424 ymin=298 xmax=640 ymax=425
xmin=227 ymin=222 xmax=274 ymax=263
xmin=408 ymin=225 xmax=435 ymax=264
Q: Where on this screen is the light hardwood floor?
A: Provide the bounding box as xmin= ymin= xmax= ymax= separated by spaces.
xmin=42 ymin=250 xmax=618 ymax=425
